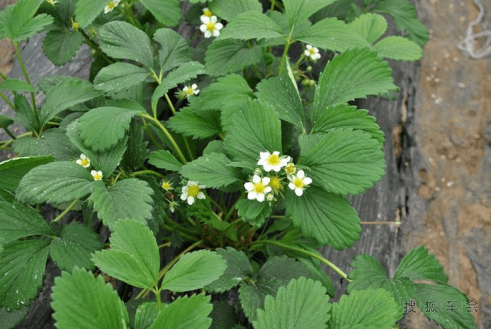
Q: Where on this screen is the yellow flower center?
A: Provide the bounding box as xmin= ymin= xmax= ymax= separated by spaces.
xmin=206 ymin=22 xmax=216 ymax=31
xmin=93 ymin=173 xmax=102 ymax=181
xmin=186 ymin=88 xmax=194 ymax=95
xmin=253 ymin=183 xmax=266 ymax=194
xmin=293 ymin=178 xmax=304 ymax=188
xmin=80 ymin=158 xmax=89 ymax=167
xmin=269 ymin=176 xmax=282 ymax=191
xmin=309 ymin=48 xmax=317 ymax=55
xmin=285 ymin=163 xmax=295 ymax=174
xmin=72 ymin=21 xmax=79 ymax=30
xmin=267 ymin=154 xmax=281 ymax=166
xmin=162 ymin=181 xmax=172 ymax=190
xmin=203 ymin=9 xmax=213 ymax=17
xmin=107 ymin=1 xmax=115 ymax=9
xmin=187 ymin=185 xmax=199 ymax=197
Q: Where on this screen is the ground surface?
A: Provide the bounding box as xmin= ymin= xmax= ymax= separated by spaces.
xmin=0 ymin=0 xmax=490 ymax=328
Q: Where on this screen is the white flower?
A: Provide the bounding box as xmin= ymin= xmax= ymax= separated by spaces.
xmin=257 ymin=151 xmax=291 ymax=172
xmin=183 ymin=84 xmax=199 ymax=98
xmin=76 ymin=154 xmax=91 ymax=168
xmin=304 ymin=45 xmax=321 ymax=61
xmin=104 ymin=0 xmax=120 ymax=14
xmin=46 ymin=0 xmax=57 ymax=6
xmin=201 ymin=7 xmax=213 ymax=21
xmin=200 ymin=15 xmax=223 ymax=38
xmin=91 ymin=170 xmax=103 ymax=181
xmin=284 ymin=162 xmax=296 ymax=175
xmin=180 ymin=181 xmax=206 ymax=205
xmin=288 ymin=170 xmax=312 ymax=196
xmin=244 ymin=175 xmax=272 ymax=202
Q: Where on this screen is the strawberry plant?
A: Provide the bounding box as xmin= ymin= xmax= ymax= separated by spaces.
xmin=0 ymin=0 xmax=476 ymax=328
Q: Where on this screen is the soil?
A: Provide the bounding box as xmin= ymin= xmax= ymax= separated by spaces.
xmin=0 ymin=0 xmax=489 ymax=328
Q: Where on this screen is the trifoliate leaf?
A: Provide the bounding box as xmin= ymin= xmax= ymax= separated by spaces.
xmin=203 ymin=140 xmax=225 ymax=155
xmin=394 ymin=245 xmax=448 ymax=283
xmin=0 ymin=2 xmax=52 ymax=42
xmin=167 ymin=107 xmax=221 ymax=139
xmin=151 ymin=61 xmax=205 ymax=106
xmin=205 ymin=247 xmax=254 ymax=293
xmin=134 ymin=302 xmax=159 ymax=329
xmin=13 ymin=129 xmax=80 ymax=161
xmin=0 ymin=239 xmax=50 ymax=309
xmin=121 ymin=119 xmax=148 ymax=171
xmin=0 ymin=156 xmax=53 ymax=191
xmin=150 ymin=294 xmax=213 ymax=329
xmin=0 ymin=115 xmax=13 ymax=130
xmin=0 ymin=201 xmax=53 ymax=244
xmin=94 ymin=63 xmax=151 ymax=94
xmin=140 ymin=0 xmax=181 ymax=27
xmin=39 ymin=78 xmax=103 ymax=127
xmin=37 ymin=75 xmax=74 ymax=94
xmin=311 ymin=104 xmax=384 ymax=145
xmin=0 ymin=306 xmax=29 ymax=329
xmin=301 ymin=129 xmax=386 ymax=195
xmin=16 ymin=161 xmax=94 ymax=204
xmin=373 ymin=0 xmax=429 ymax=47
xmin=98 ymin=21 xmax=154 ymax=68
xmin=147 ymin=150 xmax=182 ymax=171
xmin=180 ymin=152 xmax=241 ymax=189
xmin=373 ymin=36 xmax=423 ymax=61
xmin=50 ymin=222 xmax=103 ymax=272
xmin=296 ymin=257 xmax=335 ymax=297
xmin=0 ymin=79 xmax=37 ymax=93
xmin=218 ymin=11 xmax=285 ymax=40
xmin=51 ymin=267 xmax=129 ymax=328
xmin=74 ymin=0 xmax=108 ymax=28
xmin=236 ymin=199 xmax=272 ymax=226
xmin=284 ymin=186 xmax=361 ymax=249
xmin=254 ymin=277 xmax=331 ymax=329
xmin=224 ymin=99 xmax=282 ymax=171
xmin=295 ymin=18 xmax=369 ymax=52
xmin=205 ymin=39 xmax=263 ymax=77
xmin=12 ymin=94 xmax=38 ymax=132
xmin=92 ymin=219 xmax=159 ymax=288
xmin=414 ymin=283 xmax=476 ymax=329
xmin=209 ymin=0 xmax=262 ymax=21
xmin=329 ymin=288 xmax=401 ymax=329
xmin=255 ymin=71 xmax=306 ymax=129
xmin=154 ymin=28 xmax=191 ymax=74
xmin=348 ymin=13 xmax=387 ymax=44
xmin=42 ymin=27 xmax=83 ymax=66
xmin=283 ymin=0 xmax=336 ymax=27
xmin=78 ymin=105 xmax=144 ymax=152
xmin=90 ymin=179 xmax=154 ymax=230
xmin=161 ymin=250 xmax=227 ymax=292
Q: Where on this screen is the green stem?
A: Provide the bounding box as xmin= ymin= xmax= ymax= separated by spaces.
xmin=154 ymin=287 xmax=162 ymax=309
xmin=207 ymin=195 xmax=223 ymax=213
xmin=122 ymin=2 xmax=142 ymax=29
xmin=183 ymin=137 xmax=193 ymax=161
xmin=164 ymin=93 xmax=176 ymax=115
xmin=80 ymin=30 xmax=113 ymax=64
xmin=278 ymin=40 xmax=292 ymax=76
xmin=224 ymin=198 xmax=240 ymax=220
xmin=0 ymin=91 xmax=15 ymax=109
xmin=251 ymin=240 xmax=351 ymax=281
xmin=270 ymin=0 xmax=275 ymax=11
xmin=130 ymin=169 xmax=165 ymax=179
xmin=0 ymin=71 xmax=8 ymax=80
xmin=52 ymin=199 xmax=79 ymax=223
xmin=3 ymin=127 xmax=16 ymax=140
xmin=139 ymin=113 xmax=187 ymax=164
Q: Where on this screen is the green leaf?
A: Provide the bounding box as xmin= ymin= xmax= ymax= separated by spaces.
xmin=236 ymin=199 xmax=272 ymax=226
xmin=78 ymin=105 xmax=144 ymax=152
xmin=0 ymin=115 xmax=14 ymax=129
xmin=210 ymin=301 xmax=238 ymax=329
xmin=283 ymin=0 xmax=336 ymax=27
xmin=0 ymin=156 xmax=53 ymax=191
xmin=209 ymin=0 xmax=262 ymax=21
xmin=0 ymin=188 xmax=14 ymax=203
xmin=224 ymin=99 xmax=282 ymax=170
xmin=150 ymin=294 xmax=212 ymax=329
xmin=16 ymin=161 xmax=94 ymax=204
xmin=37 ymin=75 xmax=74 ymax=94
xmin=239 ymin=255 xmax=310 ymax=321
xmin=180 ymin=152 xmax=241 ymax=188
xmin=13 ymin=129 xmax=80 ymax=161
xmin=0 ymin=201 xmax=53 ymax=244
xmin=414 ymin=283 xmax=476 ymax=329
xmin=218 ymin=11 xmax=285 ymax=40
xmin=0 ymin=239 xmax=50 ymax=309
xmin=90 ymin=179 xmax=154 ymax=230
xmin=98 ymin=21 xmax=154 ymax=68
xmin=295 ymin=18 xmax=369 ymax=52
xmin=373 ymin=36 xmax=423 ymax=61
xmin=167 ymin=107 xmax=221 ymax=139
xmin=154 ymin=28 xmax=191 ymax=74
xmin=348 ymin=13 xmax=387 ymax=44
xmin=302 ymin=129 xmax=386 ymax=195
xmin=0 ymin=0 xmax=53 ymax=42
xmin=13 ymin=94 xmax=38 ymax=132
xmin=140 ymin=0 xmax=181 ymax=27
xmin=151 ymin=61 xmax=205 ymax=106
xmin=0 ymin=79 xmax=37 ymax=93
xmin=51 ymin=267 xmax=129 ymax=328
xmin=121 ymin=119 xmax=148 ymax=171
xmin=148 ymin=150 xmax=182 ymax=171
xmin=254 ymin=277 xmax=331 ymax=329
xmin=311 ymin=104 xmax=384 ymax=145
xmin=285 ymin=186 xmax=361 ymax=249
xmin=394 ymin=245 xmax=449 ymax=283
xmin=39 ymin=78 xmax=103 ymax=127
xmin=0 ymin=306 xmax=29 ymax=329
xmin=296 ymin=257 xmax=335 ymax=297
xmin=94 ymin=63 xmax=151 ymax=94
xmin=92 ymin=219 xmax=159 ymax=288
xmin=312 ymin=48 xmax=398 ymax=121
xmin=42 ymin=27 xmax=83 ymax=66
xmin=74 ymin=0 xmax=108 ymax=28
xmin=205 ymin=39 xmax=263 ymax=77
xmin=255 ymin=71 xmax=306 ymax=129
xmin=134 ymin=302 xmax=159 ymax=329
xmin=50 ymin=222 xmax=103 ymax=272
xmin=328 ymin=288 xmax=401 ymax=329
xmin=161 ymin=250 xmax=227 ymax=292
xmin=373 ymin=0 xmax=429 ymax=47
xmin=205 ymin=247 xmax=254 ymax=293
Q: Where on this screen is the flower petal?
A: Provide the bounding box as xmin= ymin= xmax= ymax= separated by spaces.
xmin=244 ymin=182 xmax=254 ymax=191
xmin=256 ymin=193 xmax=265 ymax=202
xmin=248 ymin=191 xmax=257 ymax=200
xmin=295 ymin=188 xmax=303 ymax=196
xmin=187 ymin=196 xmax=195 ymax=205
xmin=197 ymin=192 xmax=206 ymax=199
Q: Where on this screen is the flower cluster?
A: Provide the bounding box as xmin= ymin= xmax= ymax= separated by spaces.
xmin=199 ymin=8 xmax=223 ymax=38
xmin=244 ymin=151 xmax=312 ymax=202
xmin=75 ymin=154 xmax=102 ymax=181
xmin=304 ymin=45 xmax=321 ymax=61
